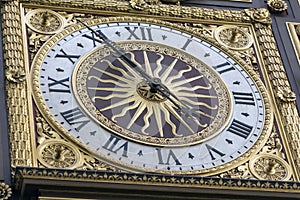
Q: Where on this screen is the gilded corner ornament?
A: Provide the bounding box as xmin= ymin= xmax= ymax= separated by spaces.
xmin=214 ymin=25 xmax=253 ymax=51
xmin=0 ymin=182 xmax=12 ymax=200
xmin=37 ymin=139 xmax=83 ymax=169
xmin=244 ymin=8 xmax=272 ymax=25
xmin=249 ymin=154 xmax=292 ymax=181
xmin=25 ymin=9 xmax=67 ymax=34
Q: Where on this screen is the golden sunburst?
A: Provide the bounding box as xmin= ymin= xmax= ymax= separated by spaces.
xmin=73 ymin=41 xmax=232 ymax=146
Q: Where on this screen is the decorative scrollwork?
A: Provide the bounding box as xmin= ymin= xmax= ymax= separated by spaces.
xmin=80 ymin=154 xmax=118 ymax=171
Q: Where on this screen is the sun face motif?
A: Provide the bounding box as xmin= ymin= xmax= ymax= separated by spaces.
xmin=73 ymin=41 xmax=232 ymax=146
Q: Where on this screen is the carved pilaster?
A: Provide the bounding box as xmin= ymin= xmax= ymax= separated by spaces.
xmin=2 ymin=1 xmax=34 ymax=168
xmin=254 ymin=20 xmax=300 ymax=180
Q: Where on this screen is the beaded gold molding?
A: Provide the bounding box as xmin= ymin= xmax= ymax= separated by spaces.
xmin=2 ymin=0 xmax=299 ymax=182
xmin=15 ymin=167 xmax=300 ymax=194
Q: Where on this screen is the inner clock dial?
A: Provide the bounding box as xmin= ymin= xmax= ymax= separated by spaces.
xmin=73 ymin=41 xmax=232 ymax=147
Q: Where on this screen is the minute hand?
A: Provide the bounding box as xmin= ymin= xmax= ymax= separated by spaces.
xmin=79 ymin=21 xmax=201 ymax=120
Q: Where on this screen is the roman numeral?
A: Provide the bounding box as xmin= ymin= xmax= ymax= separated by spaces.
xmin=205 ymin=144 xmax=225 ymax=160
xmin=60 ymin=107 xmax=90 ymax=131
xmin=125 ymin=26 xmax=153 ymax=41
xmin=156 ymin=148 xmax=182 ymax=165
xmin=82 ymin=31 xmax=104 ymax=47
xmin=213 ymin=61 xmax=235 ymax=74
xmin=227 ymin=119 xmax=253 ymax=139
xmin=55 ymin=49 xmax=80 ymax=64
xmin=48 ymin=77 xmax=70 ymax=93
xmin=181 ymin=38 xmax=192 ymax=50
xmin=232 ymin=92 xmax=255 ymax=106
xmin=102 ymin=135 xmax=129 ymax=157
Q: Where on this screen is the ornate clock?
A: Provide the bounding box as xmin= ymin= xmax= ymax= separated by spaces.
xmin=31 ymin=17 xmax=272 ymax=175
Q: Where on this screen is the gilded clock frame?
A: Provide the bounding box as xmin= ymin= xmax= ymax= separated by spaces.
xmin=30 ymin=15 xmax=270 ymax=175
xmin=1 ymin=0 xmax=300 ymax=195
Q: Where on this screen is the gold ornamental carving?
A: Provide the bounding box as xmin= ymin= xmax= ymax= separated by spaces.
xmin=25 ymin=9 xmax=66 ymax=34
xmin=0 ymin=182 xmax=12 ymax=200
xmin=214 ymin=25 xmax=253 ymax=51
xmin=244 ymin=8 xmax=272 ymax=25
xmin=2 ymin=0 xmax=34 ymax=168
xmin=254 ymin=19 xmax=300 ymax=179
xmin=1 ymin=0 xmax=299 ymax=181
xmin=37 ymin=139 xmax=82 ymax=169
xmin=35 ymin=111 xmax=118 ymax=171
xmin=249 ymin=154 xmax=292 ymax=181
xmin=217 ymin=126 xmax=291 ymax=180
xmin=276 ymin=88 xmax=297 ymax=102
xmin=15 ymin=167 xmax=300 ymax=194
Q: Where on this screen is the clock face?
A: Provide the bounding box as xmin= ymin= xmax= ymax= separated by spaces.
xmin=31 ymin=17 xmax=272 ymax=174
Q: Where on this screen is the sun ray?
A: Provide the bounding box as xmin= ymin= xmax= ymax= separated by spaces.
xmin=127 ymin=101 xmax=148 ymax=129
xmin=159 ymin=104 xmax=182 ymax=137
xmin=143 ymin=51 xmax=153 ymax=77
xmin=112 ymin=99 xmax=141 ymax=122
xmin=92 ymin=67 xmax=134 ymax=85
xmin=141 ymin=104 xmax=153 ymax=135
xmin=163 ymin=102 xmax=195 ymax=134
xmin=178 ymin=96 xmax=218 ymax=110
xmin=116 ymin=52 xmax=143 ymax=79
xmin=101 ymin=59 xmax=136 ymax=81
xmin=153 ymin=53 xmax=164 ymax=78
xmin=160 ymin=58 xmax=178 ymax=82
xmin=96 ymin=95 xmax=136 ymax=111
xmin=88 ymin=75 xmax=131 ymax=88
xmin=88 ymin=86 xmax=133 ymax=92
xmin=168 ymin=75 xmax=204 ymax=88
xmin=173 ymin=84 xmax=212 ymax=92
xmin=195 ymin=110 xmax=215 ymax=119
xmin=93 ymin=93 xmax=132 ymax=102
xmin=176 ymin=92 xmax=217 ymax=99
xmin=164 ymin=66 xmax=192 ymax=85
xmin=153 ymin=104 xmax=164 ymax=137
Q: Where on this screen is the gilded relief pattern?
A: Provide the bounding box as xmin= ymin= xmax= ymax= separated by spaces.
xmin=1 ymin=0 xmax=299 ymax=181
xmin=254 ymin=21 xmax=300 ymax=178
xmin=15 ymin=167 xmax=300 ymax=193
xmin=35 ymin=111 xmax=118 ymax=171
xmin=2 ymin=1 xmax=33 ymax=168
xmin=217 ymin=126 xmax=292 ymax=181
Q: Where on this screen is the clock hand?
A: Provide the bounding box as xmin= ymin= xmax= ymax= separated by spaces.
xmin=79 ymin=20 xmax=203 ymax=122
